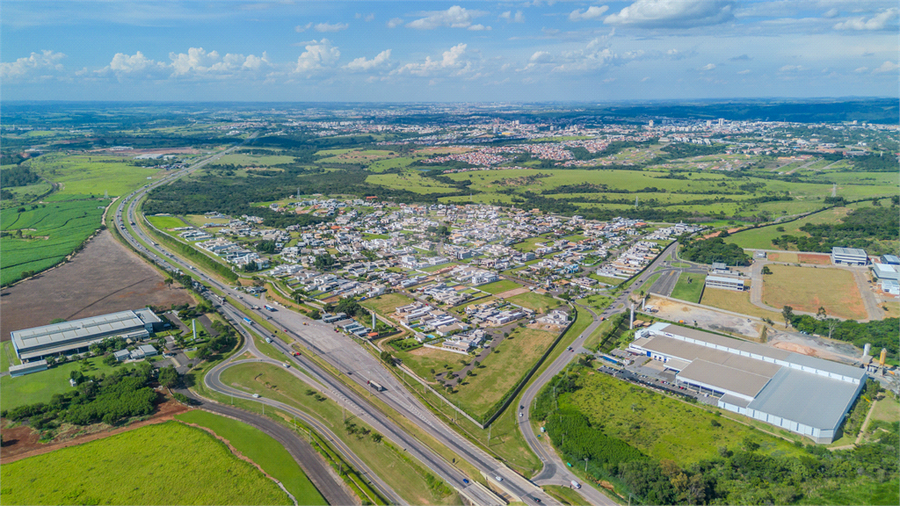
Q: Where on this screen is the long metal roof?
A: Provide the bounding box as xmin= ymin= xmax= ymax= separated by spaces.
xmin=748 ymin=368 xmax=862 ymax=430
xmin=10 ymin=309 xmax=153 ymax=353
xmin=677 ymin=358 xmax=775 ymax=399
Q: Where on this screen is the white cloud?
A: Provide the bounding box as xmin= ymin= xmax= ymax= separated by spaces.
xmin=853 ymin=66 xmax=869 ymax=73
xmin=407 ymin=6 xmax=487 ymax=30
xmin=295 ymin=39 xmax=340 ymax=72
xmin=394 ymin=43 xmax=470 ymax=76
xmin=0 ymin=50 xmax=66 ymax=80
xmin=344 ymin=49 xmax=392 ymax=72
xmin=737 ymin=69 xmax=751 ymax=74
xmin=387 ymin=17 xmax=403 ymax=28
xmin=295 ymin=23 xmax=312 ymax=32
xmin=499 ymin=11 xmax=525 ymax=23
xmin=468 ymin=24 xmax=491 ymax=31
xmin=167 ymin=47 xmax=270 ymax=77
xmin=525 ymin=37 xmax=616 ymax=73
xmin=530 ymin=51 xmax=554 ymax=63
xmin=873 ymin=61 xmax=899 ymax=73
xmin=569 ymin=6 xmax=609 ymax=22
xmin=700 ymin=63 xmax=716 ymax=71
xmin=107 ymin=51 xmax=167 ymax=75
xmin=778 ymin=64 xmax=804 ymax=72
xmin=315 ymin=22 xmax=349 ymax=33
xmin=604 ymin=0 xmax=735 ymax=28
xmin=365 ymin=13 xmax=375 ymax=22
xmin=833 ymin=8 xmax=898 ymax=31
xmin=823 ymin=8 xmax=839 ymax=19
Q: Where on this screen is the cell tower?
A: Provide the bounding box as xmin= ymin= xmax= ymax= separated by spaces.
xmin=192 ymin=319 xmax=197 ymax=341
xmin=635 ymin=196 xmax=639 ymax=208
xmin=629 ymin=303 xmax=635 ymax=329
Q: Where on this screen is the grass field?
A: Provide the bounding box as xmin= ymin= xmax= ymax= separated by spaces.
xmin=766 ymin=252 xmax=799 ymax=263
xmin=361 ymin=292 xmax=416 ymax=319
xmin=479 ymin=279 xmax=521 ymax=295
xmin=366 ymin=172 xmax=458 ymax=194
xmin=0 ymin=422 xmax=291 ymax=505
xmin=700 ymin=288 xmax=779 ymax=319
xmin=29 ymin=153 xmax=161 ymax=198
xmin=0 ymin=341 xmax=21 ymax=372
xmin=761 ymin=265 xmax=866 ymax=320
xmin=174 ymin=410 xmax=326 ymax=505
xmin=0 ymin=355 xmax=121 ymax=411
xmin=218 ymin=362 xmax=458 ymax=506
xmin=725 ymin=205 xmax=857 ymax=250
xmin=216 ymin=153 xmax=295 ymax=166
xmin=146 ymin=214 xmax=187 ymax=229
xmin=511 ymin=235 xmax=552 ymax=253
xmin=507 ymin=292 xmax=560 ymax=313
xmin=543 ymin=484 xmax=591 ymax=505
xmin=1 ymin=201 xmax=106 ymax=286
xmin=669 ymin=273 xmax=704 ymax=303
xmin=560 ymin=372 xmax=807 ymax=466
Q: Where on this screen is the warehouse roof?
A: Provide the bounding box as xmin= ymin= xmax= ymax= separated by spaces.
xmin=677 ymin=359 xmax=774 ymax=399
xmin=832 ymin=247 xmax=867 ymax=257
xmin=748 ymin=368 xmax=862 ymax=430
xmin=11 ymin=309 xmax=159 ymax=355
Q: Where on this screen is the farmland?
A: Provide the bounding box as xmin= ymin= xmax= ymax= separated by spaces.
xmin=27 ymin=153 xmax=161 ymax=199
xmin=174 ymin=411 xmax=326 ymax=506
xmin=0 ymin=422 xmax=292 ymax=505
xmin=761 ymin=264 xmax=867 ymax=320
xmin=0 ymin=201 xmax=105 ymax=286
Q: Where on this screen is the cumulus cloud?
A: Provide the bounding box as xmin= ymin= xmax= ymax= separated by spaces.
xmin=315 ymin=22 xmax=349 ymax=32
xmin=700 ymin=63 xmax=716 ymax=71
xmin=468 ymin=24 xmax=491 ymax=31
xmin=344 ymin=49 xmax=392 ymax=72
xmin=569 ymin=6 xmax=609 ymax=22
xmin=167 ymin=47 xmax=270 ymax=77
xmin=823 ymin=8 xmax=839 ymax=19
xmin=107 ymin=51 xmax=167 ymax=75
xmin=604 ymin=0 xmax=735 ymax=28
xmin=394 ymin=43 xmax=470 ymax=76
xmin=387 ymin=17 xmax=403 ymax=28
xmin=295 ymin=22 xmax=312 ymax=32
xmin=355 ymin=12 xmax=375 ymax=21
xmin=524 ymin=37 xmax=616 ymax=73
xmin=0 ymin=49 xmax=66 ymax=80
xmin=499 ymin=11 xmax=525 ymax=23
xmin=873 ymin=61 xmax=899 ymax=73
xmin=407 ymin=6 xmax=487 ymax=30
xmin=295 ymin=39 xmax=340 ymax=72
xmin=530 ymin=51 xmax=554 ymax=63
xmin=833 ymin=8 xmax=898 ymax=31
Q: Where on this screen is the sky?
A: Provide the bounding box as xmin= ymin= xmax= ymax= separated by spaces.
xmin=2 ymin=0 xmax=898 ymax=102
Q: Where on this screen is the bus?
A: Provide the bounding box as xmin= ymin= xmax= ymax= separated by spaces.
xmin=242 ymin=317 xmax=253 ymax=325
xmin=367 ymin=380 xmax=385 ymax=392
xmin=264 ymin=305 xmax=276 ymax=312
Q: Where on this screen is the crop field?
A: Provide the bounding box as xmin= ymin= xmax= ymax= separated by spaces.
xmin=218 ymin=362 xmax=458 ymax=506
xmin=700 ymin=288 xmax=779 ymax=320
xmin=216 ymin=153 xmax=295 ymax=166
xmin=507 ymin=292 xmax=560 ymax=313
xmin=560 ymin=372 xmax=806 ymax=466
xmin=0 ymin=422 xmax=291 ymax=505
xmin=175 ymin=411 xmax=326 ymax=505
xmin=361 ymin=292 xmax=415 ymax=318
xmin=0 ymin=201 xmax=105 ymax=286
xmin=479 ymin=279 xmax=521 ymax=295
xmin=28 ymin=153 xmax=161 ymax=198
xmin=146 ymin=214 xmax=187 ymax=229
xmin=669 ymin=274 xmax=705 ymax=303
xmin=0 ymin=355 xmax=122 ymax=411
xmin=761 ymin=265 xmax=866 ymax=320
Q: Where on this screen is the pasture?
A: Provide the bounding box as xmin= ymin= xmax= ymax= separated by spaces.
xmin=216 ymin=153 xmax=295 ymax=166
xmin=175 ymin=411 xmax=326 ymax=505
xmin=0 ymin=201 xmax=105 ymax=286
xmin=0 ymin=422 xmax=291 ymax=505
xmin=725 ymin=205 xmax=860 ymax=250
xmin=28 ymin=153 xmax=161 ymax=198
xmin=560 ymin=372 xmax=806 ymax=466
xmin=366 ymin=172 xmax=458 ymax=194
xmin=507 ymin=292 xmax=560 ymax=313
xmin=761 ymin=265 xmax=866 ymax=320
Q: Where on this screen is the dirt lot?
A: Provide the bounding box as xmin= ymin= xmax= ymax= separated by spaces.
xmin=0 ymin=392 xmax=190 ymax=463
xmin=797 ymin=253 xmax=831 ymax=265
xmin=0 ymin=230 xmax=193 ymax=340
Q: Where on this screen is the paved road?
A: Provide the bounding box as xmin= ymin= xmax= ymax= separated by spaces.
xmin=116 ymin=168 xmax=549 ymax=505
xmin=515 ymin=241 xmax=679 ymax=503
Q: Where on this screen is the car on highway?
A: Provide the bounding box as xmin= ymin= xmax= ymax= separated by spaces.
xmin=252 ymin=393 xmax=260 ymax=398
xmin=462 ymin=479 xmax=469 ymax=485
xmin=494 ymin=476 xmax=503 ymax=482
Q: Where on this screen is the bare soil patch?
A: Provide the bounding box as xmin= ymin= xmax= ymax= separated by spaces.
xmin=0 ymin=230 xmax=194 ymax=340
xmin=797 ymin=253 xmax=831 ymax=265
xmin=773 ymin=341 xmax=819 ymax=357
xmin=496 ymin=286 xmax=530 ymax=299
xmin=0 ymin=394 xmax=190 ymax=463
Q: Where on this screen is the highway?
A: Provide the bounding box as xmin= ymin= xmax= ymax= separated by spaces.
xmin=113 ymin=151 xmax=557 ymax=505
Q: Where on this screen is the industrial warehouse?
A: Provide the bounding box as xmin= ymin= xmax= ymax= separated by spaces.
xmin=629 ymin=323 xmax=867 ymax=443
xmin=10 ymin=308 xmax=162 ymax=362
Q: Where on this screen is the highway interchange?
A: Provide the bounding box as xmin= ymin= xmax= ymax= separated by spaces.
xmin=111 ymin=146 xmax=667 ymax=506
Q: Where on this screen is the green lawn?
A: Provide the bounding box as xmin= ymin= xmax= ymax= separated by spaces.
xmin=669 ymin=273 xmax=704 ymax=303
xmin=0 ymin=356 xmax=122 ymax=411
xmin=146 ymin=214 xmax=187 ymax=229
xmin=559 ymin=372 xmax=807 ymax=466
xmin=0 ymin=422 xmax=291 ymax=505
xmin=1 ymin=341 xmax=21 ymax=373
xmin=175 ymin=410 xmax=326 ymax=505
xmin=361 ymin=292 xmax=416 ymax=318
xmin=219 ymin=363 xmax=458 ymax=505
xmin=479 ymin=279 xmax=521 ymax=294
xmin=511 ymin=235 xmax=553 ymax=253
xmin=507 ymin=292 xmax=560 ymax=313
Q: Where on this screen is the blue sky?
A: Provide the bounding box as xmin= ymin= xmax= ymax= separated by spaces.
xmin=2 ymin=0 xmax=898 ymax=101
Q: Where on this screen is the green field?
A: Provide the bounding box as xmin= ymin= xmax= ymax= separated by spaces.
xmin=507 ymin=292 xmax=560 ymax=313
xmin=669 ymin=273 xmax=705 ymax=303
xmin=146 ymin=214 xmax=188 ymax=229
xmin=0 ymin=422 xmax=291 ymax=505
xmin=29 ymin=153 xmax=161 ymax=198
xmin=218 ymin=362 xmax=458 ymax=505
xmin=725 ymin=205 xmax=858 ymax=250
xmin=511 ymin=235 xmax=553 ymax=253
xmin=700 ymin=288 xmax=778 ymax=320
xmin=761 ymin=264 xmax=867 ymax=320
xmin=366 ymin=172 xmax=458 ymax=194
xmin=0 ymin=201 xmax=106 ymax=286
xmin=175 ymin=411 xmax=326 ymax=505
xmin=0 ymin=355 xmax=122 ymax=411
xmin=559 ymin=372 xmax=806 ymax=466
xmin=479 ymin=279 xmax=521 ymax=294
xmin=360 ymin=292 xmax=416 ymax=318
xmin=1 ymin=341 xmax=21 ymax=372
xmin=216 ymin=153 xmax=295 ymax=166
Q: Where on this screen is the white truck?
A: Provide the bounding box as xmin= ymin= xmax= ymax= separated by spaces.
xmin=571 ymin=480 xmax=581 ymax=489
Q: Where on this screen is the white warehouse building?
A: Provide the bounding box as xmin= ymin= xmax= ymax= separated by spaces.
xmin=831 ymin=247 xmax=868 ymax=266
xmin=629 ymin=323 xmax=867 ymax=443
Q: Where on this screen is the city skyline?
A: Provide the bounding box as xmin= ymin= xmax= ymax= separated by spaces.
xmin=2 ymin=0 xmax=899 ymax=102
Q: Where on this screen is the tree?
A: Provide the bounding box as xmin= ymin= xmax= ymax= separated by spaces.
xmin=158 ymin=366 xmax=179 ymax=388
xmin=782 ymin=306 xmax=794 ymax=327
xmin=816 ymin=306 xmax=827 ymax=320
xmin=308 ymin=309 xmax=321 ymax=320
xmin=761 ymin=265 xmax=772 ymax=275
xmin=164 ymin=278 xmax=174 ymax=287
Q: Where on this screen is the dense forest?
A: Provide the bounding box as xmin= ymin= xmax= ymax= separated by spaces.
xmin=771 ymin=205 xmax=900 ymax=254
xmin=533 ymin=368 xmax=898 ymax=505
xmin=0 ymin=165 xmax=41 ymax=187
xmin=788 ymin=315 xmax=899 ymax=360
xmin=679 ymin=237 xmax=751 ymax=266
